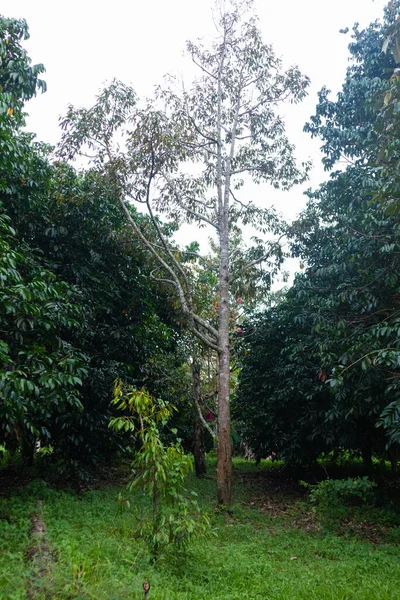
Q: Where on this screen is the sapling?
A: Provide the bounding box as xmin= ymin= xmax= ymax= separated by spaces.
xmin=109 ymin=382 xmax=212 ymax=560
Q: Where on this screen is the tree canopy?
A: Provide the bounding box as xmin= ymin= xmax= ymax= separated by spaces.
xmin=236 ymin=2 xmax=400 ymax=469
xmin=0 ymin=15 xmax=180 ymax=471
xmin=2 ymin=1 xmax=400 ymax=487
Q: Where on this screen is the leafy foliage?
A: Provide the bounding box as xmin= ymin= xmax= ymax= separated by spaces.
xmin=0 ymin=15 xmax=181 ymax=467
xmin=0 ymin=15 xmax=46 ymax=117
xmin=236 ymin=3 xmax=400 ymax=468
xmin=302 ymin=477 xmax=377 ymax=509
xmin=0 ymin=208 xmax=87 ymax=456
xmin=110 ymin=383 xmax=212 ymax=558
xmin=0 ymin=16 xmax=87 ymax=457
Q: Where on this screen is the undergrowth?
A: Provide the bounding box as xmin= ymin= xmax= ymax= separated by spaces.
xmin=1 ymin=458 xmax=400 ymax=599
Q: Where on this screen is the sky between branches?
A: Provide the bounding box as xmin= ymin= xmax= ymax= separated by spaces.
xmin=4 ymin=0 xmax=389 ymax=282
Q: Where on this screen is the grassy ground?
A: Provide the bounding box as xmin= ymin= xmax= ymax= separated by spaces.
xmin=1 ymin=458 xmax=400 ymax=600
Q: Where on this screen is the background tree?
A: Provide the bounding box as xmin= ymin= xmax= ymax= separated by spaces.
xmin=0 ymin=209 xmax=88 ymax=459
xmin=0 ymin=16 xmax=87 ymax=459
xmin=0 ymin=16 xmax=182 ymax=469
xmin=236 ymin=2 xmax=400 ymax=471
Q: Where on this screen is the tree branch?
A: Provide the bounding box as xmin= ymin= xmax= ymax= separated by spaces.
xmin=191 ymin=326 xmax=220 ymax=352
xmin=230 ymin=189 xmax=249 ymax=209
xmin=193 ymin=393 xmax=216 ymax=439
xmin=163 ymin=174 xmax=219 ymax=231
xmin=244 ymin=234 xmax=285 ymax=269
xmin=189 ymin=55 xmax=218 ymax=80
xmin=119 ymin=197 xmax=191 ymax=312
xmin=193 ymin=314 xmax=219 ymax=341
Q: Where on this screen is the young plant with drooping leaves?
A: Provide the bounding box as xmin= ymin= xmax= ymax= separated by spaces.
xmin=109 ymin=382 xmax=212 ymax=560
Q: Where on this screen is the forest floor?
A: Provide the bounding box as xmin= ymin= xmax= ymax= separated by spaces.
xmin=1 ymin=457 xmax=400 ymax=600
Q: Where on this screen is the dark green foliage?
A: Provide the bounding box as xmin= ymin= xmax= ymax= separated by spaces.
xmin=0 ymin=15 xmax=46 ymax=116
xmin=0 ymin=16 xmax=88 ymax=458
xmin=29 ymin=166 xmax=179 ymax=465
xmin=0 ymin=15 xmax=180 ymax=467
xmin=236 ymin=3 xmax=400 ymax=466
xmin=0 ymin=15 xmax=46 ymax=198
xmin=304 ymin=5 xmax=397 ymax=170
xmin=303 ymin=477 xmax=377 ymax=509
xmin=0 ymin=208 xmax=88 ymax=456
xmin=235 ymin=299 xmax=333 ymax=465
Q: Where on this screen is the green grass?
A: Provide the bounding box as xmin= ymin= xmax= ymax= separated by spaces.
xmin=1 ymin=459 xmax=400 ymax=599
xmin=0 ymin=490 xmax=36 ymax=599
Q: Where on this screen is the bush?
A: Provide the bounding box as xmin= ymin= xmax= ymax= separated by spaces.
xmin=302 ymin=477 xmax=377 ymax=509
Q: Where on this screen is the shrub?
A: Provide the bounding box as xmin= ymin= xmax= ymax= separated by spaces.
xmin=302 ymin=476 xmax=377 ymax=509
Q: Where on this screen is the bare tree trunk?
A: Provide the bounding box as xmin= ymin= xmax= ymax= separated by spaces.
xmin=152 ymin=464 xmax=159 ymax=561
xmin=388 ymin=444 xmax=400 ymax=474
xmin=361 ymin=446 xmax=373 ymax=473
xmin=216 ymin=217 xmax=232 ymax=504
xmin=58 ymin=1 xmax=310 ymax=509
xmin=193 ymin=414 xmax=207 ymax=478
xmin=192 ymin=356 xmax=207 ymax=478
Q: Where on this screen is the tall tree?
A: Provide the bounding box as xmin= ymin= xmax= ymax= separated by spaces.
xmin=58 ymin=0 xmax=309 ymax=503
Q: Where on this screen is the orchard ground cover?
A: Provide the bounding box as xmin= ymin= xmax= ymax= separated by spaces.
xmin=0 ymin=457 xmax=400 ymax=600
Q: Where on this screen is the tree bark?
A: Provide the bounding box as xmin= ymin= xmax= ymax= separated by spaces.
xmin=192 ymin=357 xmax=207 ymax=478
xmin=193 ymin=414 xmax=207 ymax=478
xmin=216 ymin=215 xmax=232 ymax=505
xmin=388 ymin=444 xmax=399 ymax=474
xmin=21 ymin=433 xmax=35 ymax=465
xmin=361 ymin=446 xmax=373 ymax=472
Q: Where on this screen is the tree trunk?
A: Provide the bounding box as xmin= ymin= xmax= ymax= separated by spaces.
xmin=151 ymin=462 xmax=159 ymax=561
xmin=192 ymin=356 xmax=207 ymax=478
xmin=361 ymin=446 xmax=373 ymax=472
xmin=216 ymin=216 xmax=232 ymax=505
xmin=193 ymin=414 xmax=207 ymax=478
xmin=21 ymin=433 xmax=35 ymax=466
xmin=388 ymin=444 xmax=400 ymax=474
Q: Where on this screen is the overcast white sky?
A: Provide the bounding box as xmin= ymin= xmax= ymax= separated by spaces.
xmin=4 ymin=0 xmax=389 ymax=279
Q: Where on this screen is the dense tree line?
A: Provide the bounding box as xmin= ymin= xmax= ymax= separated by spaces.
xmin=0 ymin=17 xmax=181 ymax=471
xmin=236 ymin=2 xmax=400 ymax=471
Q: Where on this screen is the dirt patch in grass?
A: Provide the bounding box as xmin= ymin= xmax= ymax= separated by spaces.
xmin=335 ymin=518 xmax=390 ymax=545
xmin=291 ymin=511 xmax=323 ymax=533
xmin=26 ymin=501 xmax=55 ymax=599
xmin=0 ymin=459 xmax=132 ymax=498
xmin=235 ymin=465 xmax=304 ymax=498
xmin=234 ymin=465 xmax=306 ymax=516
